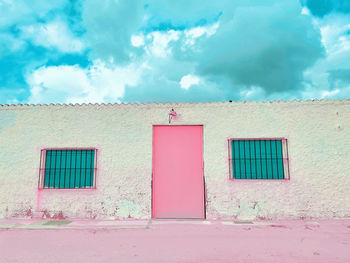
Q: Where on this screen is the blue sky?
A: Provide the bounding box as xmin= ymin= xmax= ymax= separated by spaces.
xmin=0 ymin=0 xmax=350 ymax=104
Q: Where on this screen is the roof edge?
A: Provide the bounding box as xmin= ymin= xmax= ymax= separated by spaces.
xmin=1 ymin=98 xmax=350 ymax=108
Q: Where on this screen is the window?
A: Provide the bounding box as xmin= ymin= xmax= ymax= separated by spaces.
xmin=38 ymin=149 xmax=97 ymax=189
xmin=228 ymin=139 xmax=289 ymax=180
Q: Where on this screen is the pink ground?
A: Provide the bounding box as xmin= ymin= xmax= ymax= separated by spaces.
xmin=0 ymin=219 xmax=349 ymax=263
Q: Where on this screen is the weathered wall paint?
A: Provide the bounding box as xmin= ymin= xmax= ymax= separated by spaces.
xmin=0 ymin=100 xmax=349 ymax=220
xmin=0 ymin=110 xmax=16 ymax=133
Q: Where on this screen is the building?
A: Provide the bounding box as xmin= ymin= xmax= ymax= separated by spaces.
xmin=0 ymin=100 xmax=349 ymax=220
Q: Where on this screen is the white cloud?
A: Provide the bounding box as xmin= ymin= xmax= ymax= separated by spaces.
xmin=239 ymin=86 xmax=266 ymax=101
xmin=131 ymin=34 xmax=145 ymax=47
xmin=0 ymin=0 xmax=67 ymax=28
xmin=316 ymin=15 xmax=350 ymax=55
xmin=180 ymin=74 xmax=200 ymax=90
xmin=146 ymin=30 xmax=180 ymax=58
xmin=0 ymin=33 xmax=26 ymax=55
xmin=300 ymin=13 xmax=350 ymax=100
xmin=301 ymin=7 xmax=311 ymax=16
xmin=20 ymin=19 xmax=85 ymax=53
xmin=321 ymin=89 xmax=340 ymax=98
xmin=184 ymin=22 xmax=219 ymax=46
xmin=27 ymin=60 xmax=143 ymax=104
xmin=301 ymin=85 xmax=342 ymax=100
xmin=139 ymin=24 xmax=219 ymax=60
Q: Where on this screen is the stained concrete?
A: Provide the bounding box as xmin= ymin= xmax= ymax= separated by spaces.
xmin=0 ymin=219 xmax=349 ymax=262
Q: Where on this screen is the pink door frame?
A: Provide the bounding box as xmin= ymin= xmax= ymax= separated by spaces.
xmin=152 ymin=125 xmax=206 ymax=219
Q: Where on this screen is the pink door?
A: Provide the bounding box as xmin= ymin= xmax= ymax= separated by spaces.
xmin=152 ymin=125 xmax=205 ymax=219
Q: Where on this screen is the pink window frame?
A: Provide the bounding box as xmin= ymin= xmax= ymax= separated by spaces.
xmin=228 ymin=138 xmax=290 ymax=181
xmin=38 ymin=147 xmax=98 ymax=189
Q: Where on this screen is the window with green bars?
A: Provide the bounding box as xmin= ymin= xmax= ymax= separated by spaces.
xmin=39 ymin=149 xmax=96 ymax=189
xmin=229 ymin=139 xmax=289 ymax=180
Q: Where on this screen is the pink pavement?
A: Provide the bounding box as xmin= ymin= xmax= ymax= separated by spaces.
xmin=0 ymin=219 xmax=349 ymax=263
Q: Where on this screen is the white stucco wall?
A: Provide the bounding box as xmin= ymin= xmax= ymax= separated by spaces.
xmin=0 ymin=100 xmax=349 ymax=220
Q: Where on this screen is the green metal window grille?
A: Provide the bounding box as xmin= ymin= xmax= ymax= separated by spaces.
xmin=230 ymin=139 xmax=288 ymax=180
xmin=40 ymin=149 xmax=96 ymax=188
